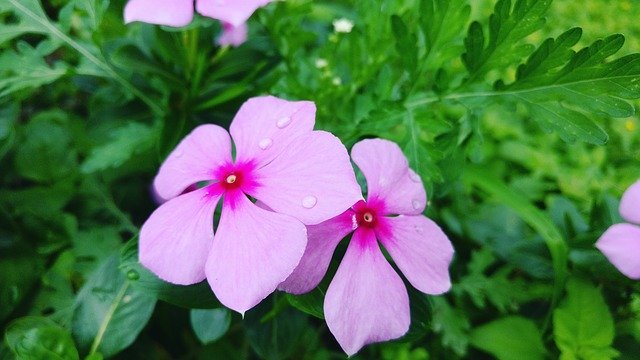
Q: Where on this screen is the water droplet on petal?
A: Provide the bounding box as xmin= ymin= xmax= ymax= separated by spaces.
xmin=276 ymin=116 xmax=292 ymax=128
xmin=412 ymin=200 xmax=422 ymax=210
xmin=258 ymin=138 xmax=273 ymax=150
xmin=173 ymin=149 xmax=183 ymax=158
xmin=302 ymin=195 xmax=317 ymax=209
xmin=409 ymin=171 xmax=421 ymax=183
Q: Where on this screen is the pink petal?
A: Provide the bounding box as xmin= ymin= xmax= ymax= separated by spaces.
xmin=379 ymin=215 xmax=454 ymax=295
xmin=251 ymin=131 xmax=363 ymax=225
xmin=196 ymin=0 xmax=272 ymax=27
xmin=620 ymin=180 xmax=640 ymax=224
xmin=596 ymin=223 xmax=640 ymax=279
xmin=351 ymin=139 xmax=427 ymax=215
xmin=229 ymin=96 xmax=315 ymax=168
xmin=217 ymin=22 xmax=248 ymax=47
xmin=124 ymin=0 xmax=194 ymax=27
xmin=154 ymin=125 xmax=232 ymax=202
xmin=139 ymin=186 xmax=222 ymax=284
xmin=279 ymin=210 xmax=356 ymax=294
xmin=324 ymin=228 xmax=410 ymax=356
xmin=206 ymin=194 xmax=307 ymax=314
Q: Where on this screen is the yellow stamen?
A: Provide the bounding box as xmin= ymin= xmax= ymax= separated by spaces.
xmin=363 ymin=212 xmax=374 ymax=223
xmin=226 ymin=174 xmax=237 ymax=184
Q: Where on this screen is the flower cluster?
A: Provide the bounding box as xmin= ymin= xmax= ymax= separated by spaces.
xmin=140 ymin=96 xmax=455 ymax=354
xmin=124 ymin=0 xmax=273 ymax=46
xmin=596 ymin=180 xmax=640 ymax=279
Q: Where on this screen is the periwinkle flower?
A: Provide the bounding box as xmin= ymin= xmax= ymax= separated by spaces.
xmin=140 ymin=96 xmax=361 ymax=314
xmin=280 ymin=138 xmax=454 ymax=355
xmin=596 ymin=180 xmax=640 ymax=279
xmin=124 ymin=0 xmax=272 ymax=45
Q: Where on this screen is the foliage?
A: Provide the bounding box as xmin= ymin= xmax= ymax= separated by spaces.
xmin=1 ymin=0 xmax=639 ymax=359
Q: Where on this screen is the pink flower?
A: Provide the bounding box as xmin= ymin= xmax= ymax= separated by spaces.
xmin=279 ymin=139 xmax=455 ymax=355
xmin=140 ymin=96 xmax=361 ymax=314
xmin=217 ymin=22 xmax=248 ymax=47
xmin=596 ymin=180 xmax=640 ymax=279
xmin=124 ymin=0 xmax=272 ymax=31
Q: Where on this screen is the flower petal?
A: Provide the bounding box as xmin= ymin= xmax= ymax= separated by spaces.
xmin=324 ymin=228 xmax=410 ymax=356
xmin=229 ymin=96 xmax=315 ymax=168
xmin=124 ymin=0 xmax=194 ymax=27
xmin=378 ymin=215 xmax=454 ymax=295
xmin=217 ymin=22 xmax=248 ymax=47
xmin=620 ymin=180 xmax=640 ymax=224
xmin=139 ymin=186 xmax=221 ymax=285
xmin=596 ymin=223 xmax=640 ymax=279
xmin=206 ymin=194 xmax=307 ymax=314
xmin=351 ymin=138 xmax=426 ymax=215
xmin=279 ymin=210 xmax=356 ymax=294
xmin=154 ymin=125 xmax=232 ymax=201
xmin=196 ymin=0 xmax=272 ymax=27
xmin=251 ymin=131 xmax=362 ymax=225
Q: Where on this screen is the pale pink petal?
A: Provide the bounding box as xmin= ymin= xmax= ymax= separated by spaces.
xmin=196 ymin=0 xmax=272 ymax=27
xmin=206 ymin=194 xmax=307 ymax=314
xmin=229 ymin=96 xmax=315 ymax=168
xmin=620 ymin=180 xmax=640 ymax=224
xmin=124 ymin=0 xmax=194 ymax=27
xmin=596 ymin=223 xmax=640 ymax=279
xmin=279 ymin=210 xmax=356 ymax=294
xmin=251 ymin=131 xmax=363 ymax=225
xmin=139 ymin=186 xmax=222 ymax=285
xmin=324 ymin=228 xmax=410 ymax=356
xmin=218 ymin=22 xmax=248 ymax=47
xmin=379 ymin=215 xmax=454 ymax=295
xmin=351 ymin=139 xmax=427 ymax=215
xmin=154 ymin=125 xmax=232 ymax=201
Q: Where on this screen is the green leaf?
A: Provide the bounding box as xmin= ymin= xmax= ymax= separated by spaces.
xmin=462 ymin=0 xmax=552 ymax=81
xmin=119 ymin=237 xmax=221 ymax=309
xmin=431 ymin=297 xmax=470 ymax=356
xmin=285 ymin=288 xmax=325 ymax=319
xmin=391 ymin=15 xmax=418 ymax=74
xmin=420 ymin=0 xmax=471 ymax=69
xmin=5 ymin=317 xmax=80 ymax=360
xmin=463 ymin=166 xmax=568 ymax=318
xmin=470 ymin=316 xmax=546 ymax=360
xmin=190 ymin=308 xmax=231 ymax=344
xmin=72 ymin=254 xmax=156 ymax=358
xmin=553 ymin=278 xmax=619 ymax=359
xmin=81 ymin=122 xmax=158 ymax=173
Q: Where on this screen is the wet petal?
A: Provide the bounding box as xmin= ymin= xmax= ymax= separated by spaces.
xmin=251 ymin=131 xmax=362 ymax=225
xmin=351 ymin=138 xmax=426 ymax=215
xmin=217 ymin=22 xmax=248 ymax=47
xmin=324 ymin=228 xmax=410 ymax=356
xmin=196 ymin=0 xmax=272 ymax=27
xmin=230 ymin=96 xmax=315 ymax=168
xmin=154 ymin=125 xmax=232 ymax=201
xmin=596 ymin=223 xmax=640 ymax=279
xmin=139 ymin=186 xmax=221 ymax=285
xmin=124 ymin=0 xmax=194 ymax=27
xmin=279 ymin=210 xmax=356 ymax=294
xmin=379 ymin=215 xmax=454 ymax=295
xmin=206 ymin=194 xmax=307 ymax=314
xmin=620 ymin=180 xmax=640 ymax=224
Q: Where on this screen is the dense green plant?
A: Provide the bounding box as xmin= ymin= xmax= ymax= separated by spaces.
xmin=1 ymin=0 xmax=639 ymax=359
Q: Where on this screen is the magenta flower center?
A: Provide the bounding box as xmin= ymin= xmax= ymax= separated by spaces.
xmin=215 ymin=161 xmax=258 ymax=193
xmin=354 ymin=204 xmax=379 ymax=229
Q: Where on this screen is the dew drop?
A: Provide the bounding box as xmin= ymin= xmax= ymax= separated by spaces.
xmin=126 ymin=270 xmax=140 ymax=281
xmin=409 ymin=171 xmax=421 ymax=183
xmin=302 ymin=195 xmax=317 ymax=209
xmin=412 ymin=200 xmax=422 ymax=210
xmin=123 ymin=295 xmax=132 ymax=304
xmin=258 ymin=138 xmax=273 ymax=150
xmin=276 ymin=116 xmax=292 ymax=128
xmin=173 ymin=149 xmax=184 ymax=158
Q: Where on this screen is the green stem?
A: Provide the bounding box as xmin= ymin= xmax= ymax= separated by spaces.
xmin=9 ymin=0 xmax=163 ymax=116
xmin=89 ymin=282 xmax=130 ymax=355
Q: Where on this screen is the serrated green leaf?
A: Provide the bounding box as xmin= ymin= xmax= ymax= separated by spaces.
xmin=81 ymin=122 xmax=158 ymax=173
xmin=420 ymin=0 xmax=471 ymax=69
xmin=470 ymin=316 xmax=546 ymax=360
xmin=553 ymin=278 xmax=619 ymax=360
xmin=515 ymin=27 xmax=582 ymax=80
xmin=431 ymin=297 xmax=470 ymax=356
xmin=462 ymin=0 xmax=552 ymax=81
